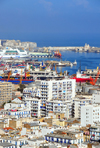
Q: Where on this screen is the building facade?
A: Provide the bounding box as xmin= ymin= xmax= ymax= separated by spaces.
xmin=81 ymin=105 xmax=100 ymax=126
xmin=0 ymin=82 xmax=12 ymax=106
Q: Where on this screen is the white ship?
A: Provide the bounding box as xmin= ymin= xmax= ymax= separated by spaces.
xmin=73 ymin=60 xmax=77 ymax=65
xmin=0 ymin=47 xmax=29 ymax=58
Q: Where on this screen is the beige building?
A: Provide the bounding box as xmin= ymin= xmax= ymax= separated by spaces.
xmin=0 ymin=82 xmax=12 ymax=106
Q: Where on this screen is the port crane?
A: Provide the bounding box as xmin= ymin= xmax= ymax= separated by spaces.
xmin=20 ymin=69 xmax=23 ymax=84
xmin=7 ymin=71 xmax=12 ymax=82
xmin=90 ymin=70 xmax=100 ymax=85
xmin=44 ymin=47 xmax=49 ymax=53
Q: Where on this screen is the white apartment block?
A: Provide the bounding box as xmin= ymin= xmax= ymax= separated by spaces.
xmin=40 ymin=79 xmax=75 ymax=117
xmin=81 ymin=104 xmax=100 ymax=127
xmin=72 ymin=97 xmax=92 ymax=118
xmin=46 ymin=100 xmax=72 ymax=118
xmin=23 ymin=97 xmax=41 ymax=118
xmin=40 ymin=79 xmax=76 ymax=101
xmin=0 ymin=108 xmax=31 ymax=119
xmin=92 ymin=91 xmax=100 ymax=104
xmin=22 ymin=79 xmax=75 ymax=117
xmin=23 ymin=87 xmax=41 ymax=98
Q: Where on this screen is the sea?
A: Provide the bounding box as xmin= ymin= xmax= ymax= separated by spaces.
xmin=34 ymin=51 xmax=100 ymax=75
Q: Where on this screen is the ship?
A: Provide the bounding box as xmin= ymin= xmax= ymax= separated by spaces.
xmin=29 ymin=66 xmax=64 ymax=80
xmin=56 ymin=62 xmax=66 ymax=67
xmin=73 ymin=60 xmax=77 ymax=65
xmin=82 ymin=67 xmax=100 ymax=79
xmin=0 ymin=47 xmax=29 ymax=58
xmin=0 ymin=77 xmax=34 ymax=84
xmin=0 ymin=69 xmax=35 ymax=84
xmin=70 ymin=70 xmax=91 ymax=82
xmin=29 ymin=52 xmax=53 ymax=58
xmin=54 ymin=51 xmax=61 ymax=58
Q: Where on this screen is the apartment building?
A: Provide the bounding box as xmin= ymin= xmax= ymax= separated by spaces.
xmin=45 ymin=129 xmax=83 ymax=145
xmin=23 ymin=87 xmax=41 ymax=98
xmin=40 ymin=79 xmax=75 ymax=117
xmin=72 ymin=97 xmax=92 ymax=118
xmin=89 ymin=124 xmax=100 ymax=142
xmin=22 ymin=79 xmax=75 ymax=117
xmin=92 ymin=91 xmax=100 ymax=104
xmin=23 ymin=97 xmax=41 ymax=118
xmin=0 ymin=138 xmax=28 ymax=148
xmin=46 ymin=100 xmax=72 ymax=118
xmin=81 ymin=104 xmax=100 ymax=126
xmin=0 ymin=82 xmax=12 ymax=106
xmin=40 ymin=79 xmax=75 ymax=100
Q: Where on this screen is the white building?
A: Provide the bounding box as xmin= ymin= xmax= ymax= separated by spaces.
xmin=72 ymin=97 xmax=92 ymax=118
xmin=46 ymin=100 xmax=72 ymax=118
xmin=81 ymin=104 xmax=100 ymax=127
xmin=1 ymin=98 xmax=31 ymax=119
xmin=40 ymin=79 xmax=76 ymax=101
xmin=0 ymin=137 xmax=28 ymax=148
xmin=40 ymin=79 xmax=75 ymax=117
xmin=23 ymin=79 xmax=76 ymax=117
xmin=23 ymin=87 xmax=41 ymax=98
xmin=92 ymin=91 xmax=100 ymax=104
xmin=23 ymin=97 xmax=41 ymax=118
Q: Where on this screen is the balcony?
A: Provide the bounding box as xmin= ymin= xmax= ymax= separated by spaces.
xmin=31 ymin=111 xmax=38 ymax=113
xmin=41 ymin=89 xmax=48 ymax=92
xmin=32 ymin=108 xmax=38 ymax=110
xmin=31 ymin=113 xmax=38 ymax=116
xmin=46 ymin=106 xmax=53 ymax=109
xmin=46 ymin=103 xmax=53 ymax=106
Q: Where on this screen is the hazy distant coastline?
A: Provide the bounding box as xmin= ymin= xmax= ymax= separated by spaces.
xmin=0 ymin=39 xmax=100 ymax=53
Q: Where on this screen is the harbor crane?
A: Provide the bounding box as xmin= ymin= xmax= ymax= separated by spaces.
xmin=90 ymin=70 xmax=100 ymax=85
xmin=7 ymin=71 xmax=12 ymax=82
xmin=20 ymin=69 xmax=23 ymax=84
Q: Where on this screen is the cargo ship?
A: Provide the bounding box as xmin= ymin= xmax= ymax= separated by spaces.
xmin=70 ymin=70 xmax=91 ymax=82
xmin=54 ymin=51 xmax=61 ymax=58
xmin=0 ymin=71 xmax=35 ymax=84
xmin=0 ymin=77 xmax=34 ymax=84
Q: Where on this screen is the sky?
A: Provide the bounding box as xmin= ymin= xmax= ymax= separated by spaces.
xmin=0 ymin=0 xmax=100 ymax=46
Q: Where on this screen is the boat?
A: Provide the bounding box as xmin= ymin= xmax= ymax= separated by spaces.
xmin=29 ymin=66 xmax=64 ymax=80
xmin=73 ymin=60 xmax=77 ymax=65
xmin=0 ymin=70 xmax=35 ymax=84
xmin=82 ymin=67 xmax=100 ymax=80
xmin=56 ymin=62 xmax=66 ymax=67
xmin=70 ymin=70 xmax=91 ymax=82
xmin=70 ymin=63 xmax=73 ymax=67
xmin=0 ymin=77 xmax=34 ymax=84
xmin=54 ymin=51 xmax=61 ymax=58
xmin=0 ymin=47 xmax=29 ymax=59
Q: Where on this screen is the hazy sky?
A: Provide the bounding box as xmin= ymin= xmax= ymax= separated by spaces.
xmin=0 ymin=0 xmax=100 ymax=46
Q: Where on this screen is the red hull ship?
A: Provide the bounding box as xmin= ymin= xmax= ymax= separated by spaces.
xmin=70 ymin=71 xmax=91 ymax=82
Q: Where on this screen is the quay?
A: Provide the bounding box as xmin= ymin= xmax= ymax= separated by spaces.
xmin=43 ymin=43 xmax=100 ymax=53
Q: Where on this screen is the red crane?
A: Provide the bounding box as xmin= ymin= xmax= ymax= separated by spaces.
xmin=90 ymin=70 xmax=100 ymax=85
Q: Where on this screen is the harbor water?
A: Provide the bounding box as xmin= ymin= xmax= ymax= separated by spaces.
xmin=33 ymin=51 xmax=100 ymax=75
